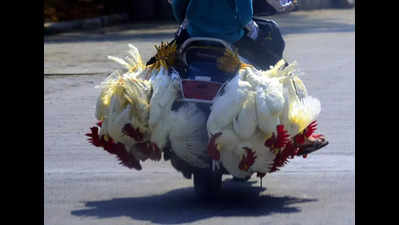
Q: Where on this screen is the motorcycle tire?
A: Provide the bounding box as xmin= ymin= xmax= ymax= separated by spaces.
xmin=193 ymin=170 xmax=222 ymax=198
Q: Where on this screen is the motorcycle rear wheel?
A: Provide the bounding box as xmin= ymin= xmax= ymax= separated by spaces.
xmin=193 ymin=170 xmax=222 ymax=198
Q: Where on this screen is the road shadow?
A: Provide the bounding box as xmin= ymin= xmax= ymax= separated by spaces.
xmin=71 ymin=178 xmax=317 ymax=224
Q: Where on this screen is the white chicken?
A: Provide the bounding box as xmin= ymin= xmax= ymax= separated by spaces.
xmin=168 ymin=103 xmax=210 ymax=169
xmin=268 ymin=61 xmax=321 ymax=137
xmin=207 ymin=73 xmax=250 ymax=136
xmin=206 ymin=65 xmax=283 ymax=178
xmin=206 ymin=57 xmax=322 ymax=178
xmin=87 ymin=43 xmax=179 ymax=169
xmin=148 ymin=66 xmax=179 ymax=151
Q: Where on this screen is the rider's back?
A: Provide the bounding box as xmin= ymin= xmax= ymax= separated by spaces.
xmin=172 ymin=0 xmax=253 ymax=44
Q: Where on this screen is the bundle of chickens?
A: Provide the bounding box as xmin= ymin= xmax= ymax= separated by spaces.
xmin=86 ymin=42 xmax=325 ymax=180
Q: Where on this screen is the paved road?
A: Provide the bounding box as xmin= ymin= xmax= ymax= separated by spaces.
xmin=44 ymin=9 xmax=355 ymax=225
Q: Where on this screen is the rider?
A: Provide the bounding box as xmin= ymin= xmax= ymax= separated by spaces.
xmin=170 ymin=0 xmax=286 ymax=70
xmin=170 ymin=0 xmax=328 ymax=154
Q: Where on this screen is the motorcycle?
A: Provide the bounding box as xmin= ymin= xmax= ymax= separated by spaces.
xmin=157 ymin=20 xmax=320 ymax=197
xmin=87 ymin=2 xmax=327 ymax=198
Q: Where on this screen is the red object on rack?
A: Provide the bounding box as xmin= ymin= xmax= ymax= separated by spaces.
xmin=181 ymin=80 xmax=222 ymax=101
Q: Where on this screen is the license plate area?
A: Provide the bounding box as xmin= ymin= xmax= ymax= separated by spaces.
xmin=180 ymin=79 xmax=223 ymax=103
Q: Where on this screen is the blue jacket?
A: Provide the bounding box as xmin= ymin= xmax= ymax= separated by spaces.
xmin=171 ymin=0 xmax=253 ymax=44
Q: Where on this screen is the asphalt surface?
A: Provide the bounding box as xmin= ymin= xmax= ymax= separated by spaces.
xmin=44 ymin=9 xmax=355 ymax=225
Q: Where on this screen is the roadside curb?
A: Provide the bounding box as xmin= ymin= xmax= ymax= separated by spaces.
xmin=44 ymin=13 xmax=129 ymax=35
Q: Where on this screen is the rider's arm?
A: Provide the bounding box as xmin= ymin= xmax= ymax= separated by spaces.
xmin=235 ymin=0 xmax=259 ymax=40
xmin=171 ymin=0 xmax=189 ymax=24
xmin=235 ymin=0 xmax=253 ymax=27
